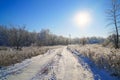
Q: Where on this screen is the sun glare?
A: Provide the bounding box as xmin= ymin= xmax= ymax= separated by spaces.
xmin=73 ymin=11 xmax=92 ymax=28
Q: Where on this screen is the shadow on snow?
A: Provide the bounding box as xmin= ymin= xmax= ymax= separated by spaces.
xmin=69 ymin=49 xmax=118 ymax=80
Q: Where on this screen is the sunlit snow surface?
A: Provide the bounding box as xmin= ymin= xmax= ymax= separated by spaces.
xmin=0 ymin=46 xmax=118 ymax=80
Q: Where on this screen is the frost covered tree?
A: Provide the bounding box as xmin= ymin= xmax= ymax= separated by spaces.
xmin=8 ymin=26 xmax=32 ymax=50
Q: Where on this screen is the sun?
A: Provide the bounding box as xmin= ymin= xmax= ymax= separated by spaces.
xmin=73 ymin=11 xmax=92 ymax=28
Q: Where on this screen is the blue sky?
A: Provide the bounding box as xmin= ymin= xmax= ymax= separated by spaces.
xmin=0 ymin=0 xmax=111 ymax=38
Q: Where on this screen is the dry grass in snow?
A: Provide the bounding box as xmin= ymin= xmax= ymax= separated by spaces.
xmin=0 ymin=46 xmax=61 ymax=67
xmin=69 ymin=44 xmax=120 ymax=77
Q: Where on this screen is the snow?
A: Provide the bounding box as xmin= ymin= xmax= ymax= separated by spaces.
xmin=71 ymin=49 xmax=118 ymax=80
xmin=0 ymin=46 xmax=118 ymax=80
xmin=0 ymin=59 xmax=31 ymax=80
xmin=56 ymin=47 xmax=94 ymax=80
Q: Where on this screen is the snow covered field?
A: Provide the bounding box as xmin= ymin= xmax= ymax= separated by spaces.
xmin=0 ymin=46 xmax=119 ymax=80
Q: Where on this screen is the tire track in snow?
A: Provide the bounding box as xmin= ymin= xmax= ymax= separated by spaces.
xmin=60 ymin=47 xmax=94 ymax=80
xmin=1 ymin=46 xmax=116 ymax=80
xmin=3 ymin=48 xmax=63 ymax=80
xmin=30 ymin=53 xmax=62 ymax=80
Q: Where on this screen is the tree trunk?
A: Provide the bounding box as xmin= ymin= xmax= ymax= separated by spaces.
xmin=115 ymin=24 xmax=119 ymax=49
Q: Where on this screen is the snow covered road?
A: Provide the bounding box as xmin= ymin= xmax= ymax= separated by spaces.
xmin=0 ymin=46 xmax=117 ymax=80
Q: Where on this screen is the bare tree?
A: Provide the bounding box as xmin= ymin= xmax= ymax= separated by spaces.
xmin=107 ymin=0 xmax=120 ymax=49
xmin=8 ymin=26 xmax=26 ymax=50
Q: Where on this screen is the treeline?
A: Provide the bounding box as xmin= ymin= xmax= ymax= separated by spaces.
xmin=0 ymin=25 xmax=105 ymax=49
xmin=0 ymin=26 xmax=36 ymax=49
xmin=72 ymin=37 xmax=104 ymax=45
xmin=0 ymin=25 xmax=69 ymax=49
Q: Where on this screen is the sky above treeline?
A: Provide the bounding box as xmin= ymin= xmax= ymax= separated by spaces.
xmin=0 ymin=0 xmax=112 ymax=38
